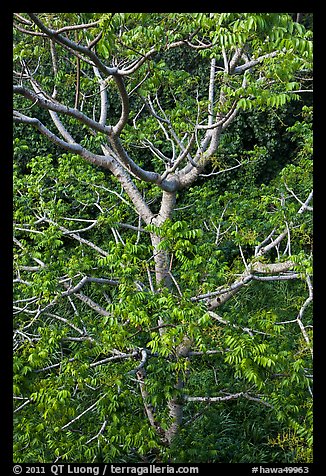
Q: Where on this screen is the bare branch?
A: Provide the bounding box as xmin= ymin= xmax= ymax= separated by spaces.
xmin=208 ymin=58 xmax=216 ymax=126
xmin=86 ymin=420 xmax=108 ymax=445
xmin=192 ymin=258 xmax=296 ymax=310
xmin=127 ymin=349 xmax=148 ymax=375
xmin=14 ymin=85 xmax=114 ymax=135
xmin=45 ymin=312 xmax=95 ymax=343
xmin=233 ymin=51 xmax=279 ymax=74
xmin=298 ymin=190 xmax=313 ymax=214
xmin=61 ymin=394 xmax=106 ymax=430
xmin=90 ymin=350 xmax=139 ymax=369
xmin=185 ymin=392 xmax=273 ymax=408
xmin=14 ymin=399 xmax=31 ymax=413
xmin=136 ymin=367 xmax=164 ymax=437
xmin=27 ymin=14 xmax=117 ymax=77
xmin=38 ymin=216 xmax=109 ymax=257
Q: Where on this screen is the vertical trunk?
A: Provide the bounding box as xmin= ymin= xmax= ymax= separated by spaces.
xmin=152 ymin=190 xmax=185 ymax=442
xmin=165 ymin=335 xmax=192 ymax=443
xmin=151 ymin=190 xmax=176 ymax=289
xmin=141 ymin=189 xmax=190 ymax=445
xmin=151 ymin=233 xmax=173 ymax=290
xmin=165 ymin=377 xmax=184 ymax=445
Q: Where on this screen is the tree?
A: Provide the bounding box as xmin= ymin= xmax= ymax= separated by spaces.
xmin=13 ymin=13 xmax=313 ymax=463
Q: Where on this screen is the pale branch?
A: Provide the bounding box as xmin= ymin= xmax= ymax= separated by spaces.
xmin=209 ymin=203 xmax=230 ymax=245
xmin=38 ymin=216 xmax=109 ymax=257
xmin=255 ymin=229 xmax=289 ymax=257
xmin=78 ymin=181 xmax=135 ymax=209
xmin=287 ymin=89 xmax=313 ymax=94
xmin=14 ymin=226 xmax=43 ymax=234
xmin=87 ymin=31 xmax=103 ymax=50
xmin=296 ymin=275 xmax=313 ymax=358
xmin=254 ymin=228 xmax=276 ymax=256
xmin=13 ymin=22 xmax=45 ymax=37
xmin=114 ymin=33 xmax=212 ymax=78
xmin=296 ymin=298 xmax=313 ymax=358
xmin=127 ymin=349 xmax=148 ymax=375
xmin=27 ymin=14 xmax=117 ymax=78
xmin=233 ymin=51 xmax=280 ymax=74
xmin=50 ymin=40 xmax=58 ymax=99
xmin=61 ymin=217 xmax=97 ymax=223
xmin=188 ymin=349 xmax=223 ymax=356
xmin=159 ymin=135 xmax=195 ymax=181
xmin=207 ymin=311 xmax=271 ymax=337
xmin=60 ymin=276 xmax=119 ymax=297
xmin=67 ymin=295 xmax=79 ymax=316
xmin=112 ymin=75 xmax=130 ymax=135
xmin=208 ymin=58 xmax=216 ymax=127
xmin=14 ymin=329 xmax=38 ymax=346
xmin=146 ymin=265 xmax=155 ymax=293
xmin=192 ymin=259 xmax=296 ymax=310
xmin=168 ymin=271 xmax=183 ymax=298
xmin=140 ymin=139 xmax=171 ymax=165
xmin=27 ymin=14 xmax=130 ymax=136
xmin=284 ymin=183 xmax=313 ymax=212
xmin=61 ymin=221 xmax=98 ymax=234
xmin=34 ymin=358 xmax=77 ymax=373
xmin=13 ymin=278 xmax=32 ymax=285
xmin=102 ymin=139 xmax=161 ymax=187
xmin=116 ymin=222 xmax=147 ymax=233
xmin=90 ymin=351 xmax=139 ymax=369
xmin=13 ymin=86 xmax=114 ymax=135
xmin=169 ymin=38 xmax=213 ymax=51
xmin=14 ymin=13 xmax=33 ymax=25
xmin=221 ymin=47 xmax=229 ymax=74
xmin=17 ymin=14 xmax=101 ymax=35
xmin=45 ymin=312 xmax=84 ymax=335
xmin=136 ymin=367 xmax=162 ymax=434
xmin=85 ymin=420 xmax=108 ymax=445
xmin=14 ymin=399 xmax=31 ymax=413
xmin=154 ymin=190 xmax=177 ymax=226
xmin=15 ymin=277 xmax=114 ymax=323
xmin=251 ymin=273 xmax=299 ymax=281
xmin=185 ymin=392 xmax=273 ymax=408
xmin=13 ymin=111 xmax=116 ymax=172
xmin=61 ymin=394 xmax=106 ymax=430
xmin=251 ymin=260 xmax=295 ymax=274
xmin=191 ymin=274 xmax=253 ymax=303
xmin=118 ymin=48 xmax=157 ymax=76
xmin=14 ymin=236 xmax=46 ymax=270
xmin=229 ymin=47 xmax=244 ymax=72
xmin=74 ymin=51 xmax=80 ymax=109
xmin=298 ymin=190 xmax=313 ymax=214
xmin=138 ymin=94 xmax=170 ymax=125
xmin=199 ymin=159 xmax=244 ymax=178
xmin=107 ymin=159 xmax=156 ymax=224
xmin=196 ymin=101 xmax=237 ymax=131
xmin=65 ymin=290 xmax=112 ymax=318
xmin=93 ymin=67 xmax=108 ymax=126
xmin=55 ymin=20 xmax=102 ymax=34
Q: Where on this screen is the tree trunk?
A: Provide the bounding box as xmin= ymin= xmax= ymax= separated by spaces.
xmin=150 ymin=189 xmax=189 ymax=443
xmin=151 ymin=233 xmax=173 ymax=290
xmin=151 ymin=190 xmax=177 ymax=289
xmin=165 ymin=377 xmax=184 ymax=445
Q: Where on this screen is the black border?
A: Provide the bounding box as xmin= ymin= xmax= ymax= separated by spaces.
xmin=7 ymin=4 xmax=322 ymax=473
